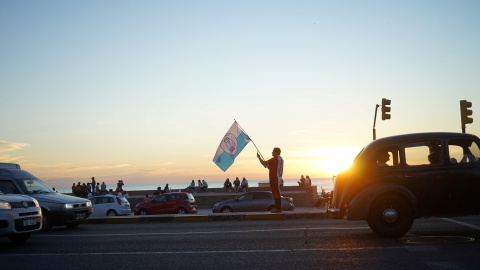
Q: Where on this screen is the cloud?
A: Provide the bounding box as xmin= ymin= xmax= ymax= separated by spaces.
xmin=63 ymin=164 xmax=131 ymax=172
xmin=0 ymin=140 xmax=29 ymax=153
xmin=0 ymin=141 xmax=29 ymax=164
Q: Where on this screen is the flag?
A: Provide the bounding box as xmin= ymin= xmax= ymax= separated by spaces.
xmin=213 ymin=121 xmax=251 ymax=172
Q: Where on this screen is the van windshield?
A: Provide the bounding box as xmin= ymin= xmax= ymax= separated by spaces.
xmin=15 ymin=179 xmax=54 ymax=194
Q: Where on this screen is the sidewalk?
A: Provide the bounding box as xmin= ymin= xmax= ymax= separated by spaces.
xmin=85 ymin=206 xmax=329 ymax=224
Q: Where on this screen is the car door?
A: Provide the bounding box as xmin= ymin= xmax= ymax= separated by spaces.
xmin=446 ymin=137 xmax=480 ymax=214
xmin=92 ymin=197 xmax=112 ymax=216
xmin=102 ymin=197 xmax=116 ymax=215
xmin=150 ymin=195 xmax=168 ymax=214
xmin=402 ymin=139 xmax=449 ymax=215
xmin=252 ymin=192 xmax=274 ymax=211
xmin=233 ymin=193 xmax=255 ymax=212
xmin=164 ymin=194 xmax=181 ymax=213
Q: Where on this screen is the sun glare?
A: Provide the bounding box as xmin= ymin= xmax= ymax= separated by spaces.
xmin=314 ymin=146 xmax=360 ymax=176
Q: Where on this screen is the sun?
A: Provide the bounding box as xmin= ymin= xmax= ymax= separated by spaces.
xmin=320 ymin=157 xmax=353 ymax=176
xmin=314 ymin=146 xmax=360 ymax=176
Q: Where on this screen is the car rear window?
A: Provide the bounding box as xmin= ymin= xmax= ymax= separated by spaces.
xmin=448 ymin=138 xmax=480 ymax=164
xmin=186 ymin=193 xmax=195 ymax=203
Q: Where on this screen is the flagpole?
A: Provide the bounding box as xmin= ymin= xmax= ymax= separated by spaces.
xmin=234 ymin=119 xmax=265 ymax=161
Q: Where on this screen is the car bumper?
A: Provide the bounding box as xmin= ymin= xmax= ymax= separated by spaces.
xmin=117 ymin=208 xmax=132 ymax=216
xmin=0 ymin=209 xmax=42 ymax=236
xmin=50 ymin=208 xmax=92 ymax=225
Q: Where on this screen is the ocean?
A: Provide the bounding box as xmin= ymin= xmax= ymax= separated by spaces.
xmin=52 ymin=178 xmax=334 ymax=194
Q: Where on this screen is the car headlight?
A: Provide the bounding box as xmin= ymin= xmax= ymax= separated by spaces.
xmin=64 ymin=203 xmax=74 ymax=209
xmin=213 ymin=203 xmax=219 ymax=208
xmin=86 ymin=201 xmax=92 ymax=207
xmin=0 ymin=202 xmax=11 ymax=210
xmin=32 ymin=198 xmax=40 ymax=208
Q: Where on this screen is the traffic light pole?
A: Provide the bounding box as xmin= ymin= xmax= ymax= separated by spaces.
xmin=373 ymin=104 xmax=379 ymax=140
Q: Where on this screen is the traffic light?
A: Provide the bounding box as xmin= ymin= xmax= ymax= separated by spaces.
xmin=460 ymin=100 xmax=473 ymax=132
xmin=381 ymin=98 xmax=391 ymax=120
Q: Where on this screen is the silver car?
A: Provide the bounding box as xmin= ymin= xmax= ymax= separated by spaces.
xmin=0 ymin=192 xmax=42 ymax=242
xmin=89 ymin=195 xmax=131 ymax=217
xmin=212 ymin=191 xmax=295 ymax=213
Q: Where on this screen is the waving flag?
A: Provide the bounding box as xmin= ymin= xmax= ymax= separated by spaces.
xmin=213 ymin=121 xmax=251 ymax=172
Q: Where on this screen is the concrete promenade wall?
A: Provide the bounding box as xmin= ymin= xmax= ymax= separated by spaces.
xmin=126 ymin=185 xmax=319 ymax=210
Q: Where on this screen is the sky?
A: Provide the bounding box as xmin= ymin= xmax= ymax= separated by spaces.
xmin=1 ymin=1 xmax=480 ymax=188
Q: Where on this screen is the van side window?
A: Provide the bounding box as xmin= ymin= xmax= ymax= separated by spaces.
xmin=448 ymin=139 xmax=480 ymax=164
xmin=0 ymin=180 xmax=20 ymax=194
xmin=405 ymin=140 xmax=443 ymax=166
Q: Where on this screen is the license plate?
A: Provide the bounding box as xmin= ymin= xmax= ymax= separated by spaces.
xmin=23 ymin=218 xmax=36 ymax=226
xmin=75 ymin=213 xmax=86 ymax=220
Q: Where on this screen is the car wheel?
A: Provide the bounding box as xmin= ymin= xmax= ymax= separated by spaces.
xmin=221 ymin=207 xmax=233 ymax=213
xmin=8 ymin=233 xmax=31 ymax=243
xmin=138 ymin=209 xmax=148 ymax=215
xmin=41 ymin=210 xmax=53 ymax=232
xmin=176 ymin=208 xmax=187 ymax=214
xmin=106 ymin=210 xmax=117 ymax=216
xmin=367 ymin=195 xmax=414 ymax=237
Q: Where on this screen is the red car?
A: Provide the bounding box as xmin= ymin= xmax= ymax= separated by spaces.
xmin=134 ymin=192 xmax=197 ymax=215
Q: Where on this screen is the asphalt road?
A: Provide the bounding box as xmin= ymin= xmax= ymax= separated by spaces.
xmin=1 ymin=215 xmax=480 ymax=270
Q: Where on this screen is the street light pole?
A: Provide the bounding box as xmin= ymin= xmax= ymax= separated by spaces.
xmin=373 ymin=104 xmax=379 ymax=140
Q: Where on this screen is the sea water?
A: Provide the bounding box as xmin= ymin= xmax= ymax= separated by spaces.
xmin=51 ymin=178 xmax=334 ymax=194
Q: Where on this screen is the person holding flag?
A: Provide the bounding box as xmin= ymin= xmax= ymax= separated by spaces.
xmin=257 ymin=147 xmax=284 ymax=213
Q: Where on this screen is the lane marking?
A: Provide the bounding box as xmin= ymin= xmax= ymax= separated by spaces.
xmin=33 ymin=226 xmax=371 ymax=238
xmin=0 ymin=246 xmax=404 ymax=256
xmin=440 ymin=218 xmax=480 ymax=230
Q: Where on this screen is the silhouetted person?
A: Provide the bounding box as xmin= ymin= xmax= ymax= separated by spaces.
xmin=257 ymin=147 xmax=284 ymax=213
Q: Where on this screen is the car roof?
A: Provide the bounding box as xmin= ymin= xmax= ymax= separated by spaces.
xmin=356 ymin=132 xmax=480 ymax=162
xmin=366 ymin=132 xmax=479 ymax=150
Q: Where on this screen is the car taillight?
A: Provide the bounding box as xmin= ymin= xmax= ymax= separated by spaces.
xmin=116 ymin=197 xmax=121 ymax=205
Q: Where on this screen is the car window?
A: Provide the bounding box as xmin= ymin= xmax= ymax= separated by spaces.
xmin=375 ymin=146 xmax=400 ymax=167
xmin=168 ymin=194 xmax=180 ymax=201
xmin=107 ymin=197 xmax=114 ymax=203
xmin=253 ymin=192 xmax=271 ymax=199
xmin=237 ymin=193 xmax=254 ymax=201
xmin=448 ymin=138 xmax=480 ymax=164
xmin=90 ymin=197 xmax=98 ymax=204
xmin=153 ymin=195 xmax=167 ymax=202
xmin=15 ymin=179 xmax=54 ymax=194
xmin=405 ymin=140 xmax=443 ymax=166
xmin=0 ymin=180 xmax=21 ymax=194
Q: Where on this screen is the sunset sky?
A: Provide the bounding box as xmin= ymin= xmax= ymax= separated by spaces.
xmin=1 ymin=1 xmax=479 ymax=188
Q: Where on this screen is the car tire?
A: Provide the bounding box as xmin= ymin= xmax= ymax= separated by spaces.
xmin=367 ymin=195 xmax=414 ymax=237
xmin=138 ymin=209 xmax=148 ymax=215
xmin=41 ymin=210 xmax=53 ymax=232
xmin=221 ymin=207 xmax=233 ymax=213
xmin=176 ymin=208 xmax=187 ymax=214
xmin=106 ymin=210 xmax=117 ymax=216
xmin=8 ymin=233 xmax=31 ymax=243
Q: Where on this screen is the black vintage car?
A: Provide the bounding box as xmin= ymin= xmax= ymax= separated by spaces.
xmin=328 ymin=132 xmax=480 ymax=237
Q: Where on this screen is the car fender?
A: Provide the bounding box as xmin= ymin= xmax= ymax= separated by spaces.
xmin=345 ymin=183 xmax=418 ymax=220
